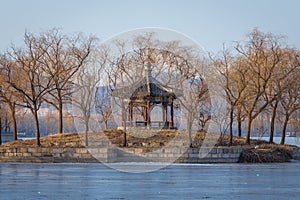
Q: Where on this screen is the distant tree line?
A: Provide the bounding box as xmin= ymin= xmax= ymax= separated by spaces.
xmin=0 ymin=28 xmax=299 ymax=147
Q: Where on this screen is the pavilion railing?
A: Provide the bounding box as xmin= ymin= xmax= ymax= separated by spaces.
xmin=122 ymin=121 xmax=171 ymax=129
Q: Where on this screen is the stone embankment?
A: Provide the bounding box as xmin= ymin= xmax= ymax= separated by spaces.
xmin=1 ymin=145 xmax=299 ymax=163
xmin=0 ymin=146 xmax=248 ymax=163
xmin=1 ymin=131 xmax=299 ymax=163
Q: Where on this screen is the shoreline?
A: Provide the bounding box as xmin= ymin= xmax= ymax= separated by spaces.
xmin=1 ymin=131 xmax=300 ymax=164
xmin=1 ymin=145 xmax=299 ymax=164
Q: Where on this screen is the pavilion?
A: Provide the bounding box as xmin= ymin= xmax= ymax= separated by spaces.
xmin=112 ymin=62 xmax=182 ymax=129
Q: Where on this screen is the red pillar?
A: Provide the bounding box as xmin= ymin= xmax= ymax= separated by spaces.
xmin=169 ymin=101 xmax=174 ymax=128
xmin=143 ymin=106 xmax=147 ymax=126
xmin=147 ymin=101 xmax=151 ymax=128
xmin=121 ymin=104 xmax=125 ymax=127
xmin=129 ymin=102 xmax=133 ymax=126
xmin=163 ymin=103 xmax=168 ymax=128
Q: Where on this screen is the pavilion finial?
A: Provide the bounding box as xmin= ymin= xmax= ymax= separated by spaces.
xmin=145 ymin=61 xmax=152 ymax=78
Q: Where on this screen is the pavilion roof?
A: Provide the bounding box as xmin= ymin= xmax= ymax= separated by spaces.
xmin=112 ymin=63 xmax=182 ymax=101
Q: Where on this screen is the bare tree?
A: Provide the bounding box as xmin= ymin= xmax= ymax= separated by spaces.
xmin=95 ymin=86 xmax=112 ymax=129
xmin=279 ymin=64 xmax=300 ymax=144
xmin=210 ymin=101 xmax=230 ymax=136
xmin=267 ymin=48 xmax=300 ymax=143
xmin=72 ymin=45 xmax=107 ymax=146
xmin=177 ymin=75 xmax=210 ymax=147
xmin=3 ymin=32 xmax=55 ymax=146
xmin=197 ymin=106 xmax=211 ymax=131
xmin=0 ymin=103 xmax=2 ymax=145
xmin=40 ymin=29 xmax=94 ymax=134
xmin=252 ymin=111 xmax=269 ymax=138
xmin=0 ymin=57 xmax=20 ymax=140
xmin=213 ymin=48 xmax=248 ymax=145
xmin=236 ymin=29 xmax=284 ymax=144
xmin=73 ymin=69 xmax=98 ymax=146
xmin=236 ymin=103 xmax=246 ymax=137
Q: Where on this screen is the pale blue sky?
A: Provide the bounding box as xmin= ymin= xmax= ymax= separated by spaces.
xmin=0 ymin=0 xmax=299 ymax=53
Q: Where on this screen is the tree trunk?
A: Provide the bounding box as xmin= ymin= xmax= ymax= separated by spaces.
xmin=269 ymin=101 xmax=278 ymax=143
xmin=281 ymin=115 xmax=289 ymax=145
xmin=58 ymin=100 xmax=63 ymax=134
xmin=229 ymin=108 xmax=234 ymax=146
xmin=104 ymin=121 xmax=108 ymax=129
xmin=55 ymin=88 xmax=64 ymax=134
xmin=9 ymin=103 xmax=18 ymax=141
xmin=85 ymin=121 xmax=89 ymax=146
xmin=33 ymin=109 xmax=41 ymax=146
xmin=0 ymin=116 xmax=2 ymax=145
xmin=237 ymin=118 xmax=242 ymax=137
xmin=4 ymin=116 xmax=10 ymax=133
xmin=12 ymin=108 xmax=18 ymax=141
xmin=187 ymin=113 xmax=193 ymax=148
xmin=245 ymin=115 xmax=252 ymax=144
xmin=123 ymin=129 xmax=127 ymax=147
xmin=237 ymin=107 xmax=242 ymax=137
xmin=122 ymin=102 xmax=127 ymax=147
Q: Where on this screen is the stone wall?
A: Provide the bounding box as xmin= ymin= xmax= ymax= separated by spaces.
xmin=0 ymin=146 xmax=250 ymax=163
xmin=0 ymin=147 xmax=98 ymax=163
xmin=109 ymin=147 xmax=247 ymax=163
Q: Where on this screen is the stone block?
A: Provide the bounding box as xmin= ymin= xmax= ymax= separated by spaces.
xmin=198 ymin=153 xmax=210 ymax=159
xmin=8 ymin=153 xmax=15 ymax=156
xmin=76 ymin=148 xmax=88 ymax=154
xmin=217 ymin=148 xmax=223 ymax=154
xmin=65 ymin=148 xmax=76 ymax=153
xmin=3 ymin=153 xmax=10 ymax=157
xmin=52 ymin=153 xmax=61 ymax=158
xmin=41 ymin=148 xmax=52 ymax=153
xmin=189 ymin=154 xmax=199 ymax=158
xmin=53 ymin=157 xmax=65 ymax=163
xmin=5 ymin=149 xmax=12 ymax=153
xmin=134 ymin=149 xmax=143 ymax=154
xmin=211 ymin=154 xmax=220 ymax=158
xmin=180 ymin=153 xmax=189 ymax=158
xmin=210 ymin=148 xmax=217 ymax=154
xmin=223 ymin=148 xmax=229 ymax=153
xmin=234 ymin=148 xmax=240 ymax=153
xmin=73 ymin=153 xmax=82 ymax=158
xmin=15 ymin=153 xmax=22 ymax=157
xmin=87 ymin=148 xmax=99 ymax=154
xmin=28 ymin=148 xmax=37 ymax=153
xmin=146 ymin=153 xmax=157 ymax=158
xmin=221 ymin=154 xmax=231 ymax=158
xmin=231 ymin=154 xmax=240 ymax=158
xmin=34 ymin=153 xmax=43 ymax=157
xmin=166 ymin=153 xmax=173 ymax=158
xmin=99 ymin=148 xmax=109 ymax=153
xmin=53 ymin=148 xmax=63 ymax=154
xmin=81 ymin=153 xmax=93 ymax=159
xmin=61 ymin=153 xmax=70 ymax=158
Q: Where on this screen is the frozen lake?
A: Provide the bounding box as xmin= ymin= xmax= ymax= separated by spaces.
xmin=1 ymin=162 xmax=300 ymax=199
xmin=252 ymin=136 xmax=300 ymax=147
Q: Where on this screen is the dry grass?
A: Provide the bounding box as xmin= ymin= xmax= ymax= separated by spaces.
xmin=2 ymin=133 xmax=84 ymax=147
xmin=1 ymin=128 xmax=295 ymax=150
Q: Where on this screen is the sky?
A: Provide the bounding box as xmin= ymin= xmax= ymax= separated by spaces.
xmin=0 ymin=0 xmax=300 ymax=54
